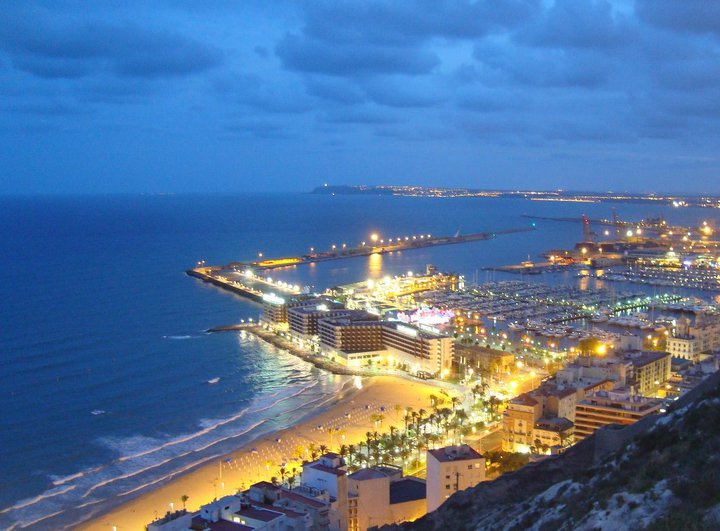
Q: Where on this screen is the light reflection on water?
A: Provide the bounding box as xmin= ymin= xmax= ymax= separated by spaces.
xmin=368 ymin=252 xmax=383 ymax=278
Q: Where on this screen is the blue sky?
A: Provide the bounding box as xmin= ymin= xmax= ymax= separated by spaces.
xmin=1 ymin=0 xmax=719 ymax=194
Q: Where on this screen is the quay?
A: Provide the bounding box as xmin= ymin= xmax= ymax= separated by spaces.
xmin=229 ymin=226 xmax=536 ymax=272
xmin=188 ymin=225 xmax=535 ymax=302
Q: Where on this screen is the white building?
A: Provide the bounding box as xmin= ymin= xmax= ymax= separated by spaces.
xmin=300 ymin=453 xmax=348 ymax=531
xmin=426 ymin=445 xmax=485 ymax=513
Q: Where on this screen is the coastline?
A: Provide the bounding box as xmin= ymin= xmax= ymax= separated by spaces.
xmin=78 ymin=375 xmax=447 ymax=531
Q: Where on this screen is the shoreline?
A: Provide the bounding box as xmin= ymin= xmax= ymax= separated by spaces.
xmin=78 ymin=375 xmax=448 ymax=531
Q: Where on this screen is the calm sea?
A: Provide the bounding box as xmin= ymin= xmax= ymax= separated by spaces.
xmin=0 ymin=193 xmax=711 ymax=529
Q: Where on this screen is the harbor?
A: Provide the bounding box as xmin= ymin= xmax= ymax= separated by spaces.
xmin=188 ymin=225 xmax=536 ymax=302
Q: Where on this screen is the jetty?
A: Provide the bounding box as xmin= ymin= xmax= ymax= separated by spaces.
xmin=188 ymin=225 xmax=536 ymax=302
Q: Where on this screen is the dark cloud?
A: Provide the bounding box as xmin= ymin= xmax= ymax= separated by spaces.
xmin=0 ymin=10 xmax=222 ymax=80
xmin=299 ymin=0 xmax=541 ymax=46
xmin=474 ymin=43 xmax=612 ymax=88
xmin=636 ymin=0 xmax=720 ymax=37
xmin=276 ymin=33 xmax=439 ymax=76
xmin=521 ymin=0 xmax=633 ymax=50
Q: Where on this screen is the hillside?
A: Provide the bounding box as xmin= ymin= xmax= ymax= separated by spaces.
xmin=387 ymin=372 xmax=720 ymax=531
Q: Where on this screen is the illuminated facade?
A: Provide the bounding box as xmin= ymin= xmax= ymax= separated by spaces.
xmin=574 ymin=391 xmax=661 ymax=440
xmin=318 ymin=319 xmax=453 ymax=377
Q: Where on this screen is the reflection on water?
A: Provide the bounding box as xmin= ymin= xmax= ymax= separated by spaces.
xmin=367 ymin=252 xmax=383 ymax=278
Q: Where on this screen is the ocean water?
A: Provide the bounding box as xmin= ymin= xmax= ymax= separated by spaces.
xmin=0 ymin=193 xmax=712 ymax=529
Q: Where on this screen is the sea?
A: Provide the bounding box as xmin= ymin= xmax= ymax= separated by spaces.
xmin=0 ymin=193 xmax=713 ymax=529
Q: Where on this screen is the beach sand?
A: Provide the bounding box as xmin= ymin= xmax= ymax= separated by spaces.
xmin=80 ymin=375 xmax=454 ymax=530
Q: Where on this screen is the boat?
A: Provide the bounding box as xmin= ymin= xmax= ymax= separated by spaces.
xmin=507 ymin=321 xmax=524 ymax=332
xmin=208 ymin=377 xmax=220 ymax=384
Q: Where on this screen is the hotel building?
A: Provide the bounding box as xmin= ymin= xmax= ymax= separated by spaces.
xmin=318 ymin=318 xmax=453 ymax=377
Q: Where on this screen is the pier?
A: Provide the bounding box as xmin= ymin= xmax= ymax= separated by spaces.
xmin=188 ymin=225 xmax=535 ymax=302
xmin=232 ymin=226 xmax=536 ymax=272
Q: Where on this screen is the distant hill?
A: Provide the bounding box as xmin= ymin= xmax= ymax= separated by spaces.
xmin=382 ymin=371 xmax=720 ymax=531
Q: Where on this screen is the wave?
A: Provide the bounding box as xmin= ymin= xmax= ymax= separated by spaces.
xmin=0 ymin=485 xmax=76 ymax=515
xmin=163 ymin=335 xmax=195 ymax=340
xmin=0 ymin=376 xmax=346 ymax=530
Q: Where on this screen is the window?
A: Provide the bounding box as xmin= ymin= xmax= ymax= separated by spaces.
xmin=468 ymin=465 xmax=472 ymax=470
xmin=445 ymin=484 xmax=450 ymax=490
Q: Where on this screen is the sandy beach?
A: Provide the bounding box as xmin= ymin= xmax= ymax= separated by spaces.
xmin=80 ymin=375 xmax=453 ymax=531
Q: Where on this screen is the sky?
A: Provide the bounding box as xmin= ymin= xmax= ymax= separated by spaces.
xmin=1 ymin=0 xmax=719 ymax=194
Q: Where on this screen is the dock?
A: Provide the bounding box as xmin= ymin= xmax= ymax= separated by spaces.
xmin=188 ymin=225 xmax=536 ymax=302
xmin=230 ymin=226 xmax=536 ymax=272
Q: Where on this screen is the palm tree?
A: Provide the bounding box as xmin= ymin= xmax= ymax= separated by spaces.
xmin=394 ymin=403 xmax=403 ymax=422
xmin=180 ymin=494 xmax=189 ymax=509
xmin=339 ymin=444 xmax=349 ymax=462
xmin=279 ymin=465 xmax=287 ymax=485
xmin=287 ymin=474 xmax=296 ymax=489
xmin=318 ymin=444 xmax=328 ymax=456
xmin=450 ymin=396 xmax=462 ymax=412
xmin=308 ymin=443 xmax=319 ymax=460
xmin=403 ymin=412 xmax=412 ymax=433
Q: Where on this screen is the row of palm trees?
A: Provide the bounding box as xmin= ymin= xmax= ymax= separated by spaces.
xmin=267 ymin=388 xmax=508 ymax=486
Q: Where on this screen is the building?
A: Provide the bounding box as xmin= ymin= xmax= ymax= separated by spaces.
xmin=502 ymin=393 xmax=542 ymax=452
xmin=147 ymin=510 xmax=193 ymax=531
xmin=667 ymin=315 xmax=720 ymax=360
xmin=346 ymin=465 xmax=426 ymax=530
xmin=426 ymin=445 xmax=485 ymax=513
xmin=624 ymin=351 xmax=672 ymax=396
xmin=288 ymin=305 xmax=350 ymax=338
xmin=556 ymin=356 xmax=629 ymax=389
xmin=532 ymin=417 xmax=575 ymax=454
xmin=319 ymin=319 xmax=453 ymax=377
xmin=380 ymin=322 xmax=453 ymax=377
xmin=300 ymin=453 xmax=348 ymax=531
xmin=574 ymin=390 xmax=662 ymax=440
xmin=453 ymin=343 xmax=515 ymax=377
xmin=261 ymin=295 xmax=331 ymax=328
xmin=318 ymin=315 xmax=383 ymax=354
xmin=533 ymin=384 xmax=578 ymax=423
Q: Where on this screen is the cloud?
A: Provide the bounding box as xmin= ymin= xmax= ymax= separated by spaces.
xmin=0 ymin=10 xmax=222 ymax=80
xmin=521 ymin=0 xmax=633 ymax=50
xmin=276 ymin=1 xmax=540 ymax=78
xmin=276 ymin=33 xmax=439 ymax=77
xmin=214 ymin=73 xmax=315 ymax=113
xmin=636 ymin=0 xmax=720 ymax=37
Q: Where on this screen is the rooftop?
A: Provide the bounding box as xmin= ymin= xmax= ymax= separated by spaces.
xmin=348 ymin=468 xmax=388 ymax=481
xmin=509 ymin=393 xmax=539 ymax=407
xmin=235 ymin=507 xmax=283 ymax=522
xmin=535 ymin=417 xmax=574 ymax=431
xmin=428 ymin=444 xmax=483 ymax=463
xmin=190 ymin=516 xmax=253 ymax=531
xmin=389 ymin=477 xmax=427 ymax=504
